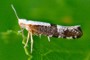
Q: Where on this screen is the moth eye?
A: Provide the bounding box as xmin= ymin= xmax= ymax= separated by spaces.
xmin=19 ymin=23 xmax=25 ymax=28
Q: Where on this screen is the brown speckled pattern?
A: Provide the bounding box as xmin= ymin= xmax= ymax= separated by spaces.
xmin=28 ymin=24 xmax=83 ymax=39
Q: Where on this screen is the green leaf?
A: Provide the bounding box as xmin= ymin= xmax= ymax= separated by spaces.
xmin=0 ymin=0 xmax=90 ymax=60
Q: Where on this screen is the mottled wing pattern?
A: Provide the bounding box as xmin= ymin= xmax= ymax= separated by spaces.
xmin=57 ymin=25 xmax=82 ymax=39
xmin=28 ymin=24 xmax=82 ymax=39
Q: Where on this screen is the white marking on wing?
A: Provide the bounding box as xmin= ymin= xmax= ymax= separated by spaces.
xmin=19 ymin=19 xmax=51 ymax=26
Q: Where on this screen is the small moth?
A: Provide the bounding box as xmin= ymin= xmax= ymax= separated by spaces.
xmin=11 ymin=4 xmax=83 ymax=53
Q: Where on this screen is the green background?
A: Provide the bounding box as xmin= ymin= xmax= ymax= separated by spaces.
xmin=0 ymin=0 xmax=90 ymax=60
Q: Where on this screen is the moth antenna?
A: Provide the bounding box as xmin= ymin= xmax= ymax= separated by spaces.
xmin=11 ymin=4 xmax=19 ymax=19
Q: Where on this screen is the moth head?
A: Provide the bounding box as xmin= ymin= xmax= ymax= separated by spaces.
xmin=18 ymin=19 xmax=27 ymax=29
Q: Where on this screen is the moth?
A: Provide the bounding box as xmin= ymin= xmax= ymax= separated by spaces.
xmin=11 ymin=4 xmax=83 ymax=53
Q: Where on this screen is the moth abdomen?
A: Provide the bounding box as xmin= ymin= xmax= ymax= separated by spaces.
xmin=30 ymin=24 xmax=82 ymax=39
xmin=57 ymin=25 xmax=83 ymax=39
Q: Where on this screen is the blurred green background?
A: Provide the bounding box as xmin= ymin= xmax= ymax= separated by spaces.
xmin=0 ymin=0 xmax=90 ymax=60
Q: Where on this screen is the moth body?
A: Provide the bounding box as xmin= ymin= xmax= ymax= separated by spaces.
xmin=11 ymin=4 xmax=83 ymax=53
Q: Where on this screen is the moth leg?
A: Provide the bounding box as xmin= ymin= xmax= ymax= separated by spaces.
xmin=24 ymin=32 xmax=30 ymax=48
xmin=21 ymin=28 xmax=25 ymax=39
xmin=48 ymin=37 xmax=50 ymax=42
xmin=19 ymin=28 xmax=26 ymax=45
xmin=39 ymin=34 xmax=41 ymax=38
xmin=29 ymin=32 xmax=33 ymax=53
xmin=18 ymin=28 xmax=24 ymax=38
